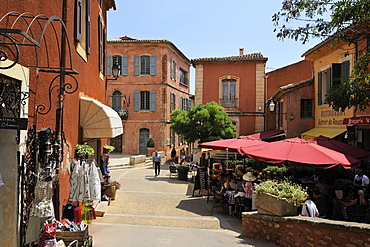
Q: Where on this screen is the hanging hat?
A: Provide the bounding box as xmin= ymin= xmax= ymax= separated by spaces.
xmin=243 ymin=172 xmax=256 ymax=181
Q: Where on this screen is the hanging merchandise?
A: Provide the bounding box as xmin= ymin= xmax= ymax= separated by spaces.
xmin=29 ymin=180 xmax=54 ymax=218
xmin=61 ymin=203 xmax=75 ymax=221
xmin=69 ymin=160 xmax=85 ymax=202
xmin=89 ymin=160 xmax=101 ymax=201
xmin=73 ymin=206 xmax=82 ymax=223
xmin=38 ymin=220 xmax=58 ymax=247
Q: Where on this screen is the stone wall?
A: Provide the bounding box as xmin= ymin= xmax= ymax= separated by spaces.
xmin=242 ymin=212 xmax=370 ymax=247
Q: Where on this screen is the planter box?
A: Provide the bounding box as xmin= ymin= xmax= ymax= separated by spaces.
xmin=178 ymin=171 xmax=188 ymax=181
xmin=256 ymin=193 xmax=297 ymax=216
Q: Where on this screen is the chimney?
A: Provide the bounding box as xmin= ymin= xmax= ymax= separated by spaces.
xmin=239 ymin=48 xmax=244 ymax=56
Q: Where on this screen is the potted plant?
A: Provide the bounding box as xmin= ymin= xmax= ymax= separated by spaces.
xmin=147 ymin=138 xmax=155 ymax=156
xmin=255 ymin=180 xmax=307 ymax=216
xmin=75 ymin=143 xmax=95 ymax=158
xmin=103 ymin=180 xmax=121 ymax=200
xmin=177 ymin=165 xmax=189 ymax=181
xmin=103 ymin=144 xmax=115 ymax=154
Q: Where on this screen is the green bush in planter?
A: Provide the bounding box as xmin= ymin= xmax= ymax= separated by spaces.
xmin=255 ymin=180 xmax=307 ymax=206
xmin=147 ymin=138 xmax=155 ymax=148
xmin=177 ymin=165 xmax=189 ymax=173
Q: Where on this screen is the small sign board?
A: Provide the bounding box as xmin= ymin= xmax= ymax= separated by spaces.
xmin=0 ymin=117 xmax=28 ymax=130
xmin=193 ymin=166 xmax=207 ymax=196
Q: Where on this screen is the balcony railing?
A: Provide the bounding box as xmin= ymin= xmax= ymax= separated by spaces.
xmin=220 ymin=98 xmax=238 ymax=108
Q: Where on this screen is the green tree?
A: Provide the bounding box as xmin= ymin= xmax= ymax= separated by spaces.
xmin=273 ymin=0 xmax=370 ymax=111
xmin=170 ymin=101 xmax=236 ymax=144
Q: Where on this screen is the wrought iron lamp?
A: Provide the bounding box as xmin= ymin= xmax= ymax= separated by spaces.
xmin=269 ymin=100 xmax=275 ymax=112
xmin=107 ymin=62 xmax=120 ymax=82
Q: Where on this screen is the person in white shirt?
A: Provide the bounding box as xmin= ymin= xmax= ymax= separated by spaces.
xmin=301 ymin=189 xmax=320 ymax=217
xmin=152 ymin=151 xmax=162 ymax=177
xmin=353 ymin=168 xmax=369 ymax=193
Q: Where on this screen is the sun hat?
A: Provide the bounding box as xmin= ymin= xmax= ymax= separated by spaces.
xmin=243 ymin=172 xmax=256 ymax=181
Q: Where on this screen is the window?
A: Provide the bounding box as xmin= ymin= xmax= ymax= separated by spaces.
xmin=180 ymin=69 xmax=188 ymax=85
xmin=134 ymin=55 xmax=156 ymax=75
xmin=134 ymin=90 xmax=156 ymax=111
xmin=221 ymin=79 xmax=236 ymax=108
xmin=170 ymin=93 xmax=176 ymax=112
xmin=106 ymin=55 xmax=128 ymax=76
xmin=301 ymin=99 xmax=312 ymax=118
xmin=75 ymin=0 xmax=91 ymax=54
xmin=318 ymin=60 xmax=350 ymax=105
xmin=170 ymin=59 xmax=177 ymax=80
xmin=180 ymin=96 xmax=189 ymax=111
xmin=112 ymin=91 xmax=122 ymax=111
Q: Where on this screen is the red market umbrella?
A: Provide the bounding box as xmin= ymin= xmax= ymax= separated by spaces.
xmin=238 ymin=138 xmax=360 ymax=169
xmin=200 ymin=138 xmax=265 ymax=152
xmin=308 ymin=135 xmax=370 ymax=160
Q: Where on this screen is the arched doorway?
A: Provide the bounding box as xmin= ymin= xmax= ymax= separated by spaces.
xmin=139 ymin=128 xmax=149 ymax=154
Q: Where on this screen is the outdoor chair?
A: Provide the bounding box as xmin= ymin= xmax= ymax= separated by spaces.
xmin=346 ymin=204 xmax=368 ymax=223
xmin=211 ymin=192 xmax=227 ymax=215
xmin=169 ymin=165 xmax=177 ymax=179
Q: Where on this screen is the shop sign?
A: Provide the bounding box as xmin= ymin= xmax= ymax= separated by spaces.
xmin=0 ymin=117 xmax=28 ymax=130
xmin=343 ymin=116 xmax=370 ymax=125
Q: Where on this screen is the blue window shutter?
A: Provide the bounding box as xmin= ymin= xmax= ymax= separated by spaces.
xmin=134 ymin=55 xmax=140 ymax=75
xmin=122 ymin=55 xmax=128 ymax=75
xmin=150 ymin=55 xmax=157 ymax=75
xmin=318 ymin=72 xmax=322 ymax=105
xmin=150 ymin=91 xmax=156 ymax=111
xmin=134 ymin=91 xmax=139 ymax=111
xmin=106 ymin=55 xmax=112 ymax=76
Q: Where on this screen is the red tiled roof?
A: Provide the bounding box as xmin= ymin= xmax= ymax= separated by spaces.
xmin=191 ymin=52 xmax=268 ymax=63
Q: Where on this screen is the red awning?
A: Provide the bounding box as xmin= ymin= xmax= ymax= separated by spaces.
xmin=343 ymin=116 xmax=370 ymax=125
xmin=200 ymin=138 xmax=265 ymax=152
xmin=239 ymin=130 xmax=285 ymax=141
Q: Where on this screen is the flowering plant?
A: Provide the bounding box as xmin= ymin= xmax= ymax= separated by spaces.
xmin=110 ymin=181 xmax=121 ymax=190
xmin=255 ymin=180 xmax=307 ymax=206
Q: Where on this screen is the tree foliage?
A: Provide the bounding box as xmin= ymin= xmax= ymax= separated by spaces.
xmin=273 ymin=0 xmax=370 ymax=111
xmin=170 ymin=101 xmax=236 ymax=144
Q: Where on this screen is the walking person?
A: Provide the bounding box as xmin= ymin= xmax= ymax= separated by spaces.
xmin=171 ymin=146 xmax=177 ymax=164
xmin=152 ymin=151 xmax=162 ymax=177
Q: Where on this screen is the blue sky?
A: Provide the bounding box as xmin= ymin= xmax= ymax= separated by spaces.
xmin=107 ymin=0 xmax=322 ymax=93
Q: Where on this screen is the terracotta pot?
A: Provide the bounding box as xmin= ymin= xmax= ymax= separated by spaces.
xmin=104 ymin=187 xmax=117 ymax=200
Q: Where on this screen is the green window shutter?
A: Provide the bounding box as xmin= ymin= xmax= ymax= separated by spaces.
xmin=318 ymin=72 xmax=322 ymax=105
xmin=122 ymin=55 xmax=128 ymax=75
xmin=106 ymin=55 xmax=112 ymax=76
xmin=180 ymin=96 xmax=183 ymax=111
xmin=134 ymin=91 xmax=139 ymax=111
xmin=342 ymin=60 xmax=350 ymax=81
xmin=134 ymin=55 xmax=140 ymax=75
xmin=150 ymin=55 xmax=156 ymax=75
xmin=150 ymin=91 xmax=156 ymax=111
xmin=326 ymin=67 xmax=331 ymax=93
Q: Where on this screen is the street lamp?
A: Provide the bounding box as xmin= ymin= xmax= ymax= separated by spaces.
xmin=107 ymin=61 xmax=120 ymax=82
xmin=269 ymin=100 xmax=275 ymax=112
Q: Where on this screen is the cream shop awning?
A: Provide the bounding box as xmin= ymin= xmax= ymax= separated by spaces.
xmin=80 ymin=96 xmax=123 ymax=139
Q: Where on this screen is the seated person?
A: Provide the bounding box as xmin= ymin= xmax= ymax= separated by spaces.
xmin=301 ymin=189 xmax=320 ymax=217
xmin=312 ymin=190 xmax=327 ymax=218
xmin=345 ymin=190 xmax=368 ymax=222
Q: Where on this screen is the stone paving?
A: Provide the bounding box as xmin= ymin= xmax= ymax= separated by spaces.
xmin=90 ymin=155 xmax=276 ymax=246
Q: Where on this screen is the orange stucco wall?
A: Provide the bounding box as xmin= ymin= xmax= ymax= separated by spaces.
xmin=107 ymin=41 xmax=191 ymax=158
xmin=1 ymin=0 xmax=113 ymax=232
